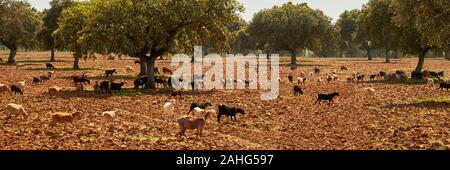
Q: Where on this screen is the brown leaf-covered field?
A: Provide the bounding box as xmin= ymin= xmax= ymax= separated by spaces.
xmin=0 ymin=51 xmax=449 ymax=150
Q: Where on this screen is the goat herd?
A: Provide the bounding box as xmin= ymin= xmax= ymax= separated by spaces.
xmin=1 ymin=61 xmax=449 ymax=140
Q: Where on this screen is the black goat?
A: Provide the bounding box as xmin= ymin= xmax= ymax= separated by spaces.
xmin=188 ymin=102 xmax=212 ymax=114
xmin=10 ymin=84 xmax=23 ymax=95
xmin=293 ymin=85 xmax=304 ymax=96
xmin=46 ymin=63 xmax=55 ymax=70
xmin=370 ymin=74 xmax=377 ymax=81
xmin=411 ymin=71 xmax=423 ymax=80
xmin=134 ymin=77 xmax=147 ymax=90
xmin=314 ymin=66 xmax=321 ymax=75
xmin=99 ymin=81 xmax=111 ymax=94
xmin=315 ymin=92 xmax=340 ymax=105
xmin=33 ymin=77 xmax=42 ymax=85
xmin=438 ymin=71 xmax=444 ymax=77
xmin=379 ymin=71 xmax=387 ymax=79
xmin=439 ymin=82 xmax=450 ymax=91
xmin=110 ymin=82 xmax=126 ymax=93
xmin=105 ymin=69 xmax=117 ymax=77
xmin=217 ymin=104 xmax=245 ymax=123
xmin=40 ymin=75 xmax=51 ymax=82
xmin=73 ymin=76 xmax=90 ymax=85
xmin=288 ymin=75 xmax=294 ymax=83
xmin=356 ymin=75 xmax=365 ymax=82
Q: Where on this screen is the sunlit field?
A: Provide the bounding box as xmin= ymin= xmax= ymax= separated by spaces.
xmin=1 ymin=51 xmax=449 ymax=150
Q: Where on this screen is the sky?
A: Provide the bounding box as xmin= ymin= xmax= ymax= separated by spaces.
xmin=27 ymin=0 xmax=368 ymax=22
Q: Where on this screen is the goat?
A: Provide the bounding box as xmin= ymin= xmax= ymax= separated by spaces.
xmin=411 ymin=71 xmax=423 ymax=80
xmin=315 ymin=92 xmax=340 ymax=105
xmin=340 ymin=66 xmax=349 ymax=71
xmin=46 ymin=63 xmax=55 ymax=70
xmin=439 ymin=82 xmax=450 ymax=91
xmin=10 ymin=84 xmax=23 ymax=95
xmin=18 ymin=80 xmax=26 ymax=88
xmin=293 ymin=85 xmax=304 ymax=96
xmin=438 ymin=71 xmax=444 ymax=77
xmin=309 ymin=72 xmax=314 ymax=77
xmin=347 ymin=77 xmax=355 ymax=83
xmin=105 ymin=69 xmax=117 ymax=77
xmin=317 ymin=77 xmax=323 ymax=85
xmin=356 ymin=75 xmax=365 ymax=82
xmin=370 ymin=74 xmax=377 ymax=81
xmin=93 ymin=81 xmax=100 ymax=93
xmin=188 ymin=102 xmax=212 ymax=115
xmin=51 ymin=111 xmax=81 ymax=125
xmin=102 ymin=109 xmax=119 ymax=122
xmin=0 ymin=84 xmax=12 ymax=94
xmin=5 ymin=103 xmax=28 ymax=119
xmin=134 ymin=76 xmax=147 ymax=90
xmin=100 ymin=81 xmax=111 ymax=94
xmin=300 ymin=71 xmax=306 ymax=77
xmin=288 ymin=75 xmax=294 ymax=83
xmin=73 ymin=76 xmax=90 ymax=85
xmin=40 ymin=75 xmax=51 ymax=82
xmin=217 ymin=104 xmax=245 ymax=123
xmin=48 ymin=86 xmax=62 ymax=96
xmin=126 ymin=66 xmax=134 ymax=74
xmin=177 ymin=111 xmax=211 ymax=139
xmin=423 ymin=70 xmax=430 ymax=78
xmin=379 ymin=71 xmax=387 ymax=79
xmin=163 ymin=99 xmax=176 ymax=123
xmin=75 ymin=83 xmax=84 ymax=92
xmin=314 ymin=66 xmax=321 ymax=75
xmin=110 ymin=82 xmax=126 ymax=93
xmin=33 ymin=77 xmax=42 ymax=85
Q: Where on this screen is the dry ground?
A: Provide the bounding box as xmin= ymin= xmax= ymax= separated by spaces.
xmin=0 ymin=51 xmax=449 ymax=150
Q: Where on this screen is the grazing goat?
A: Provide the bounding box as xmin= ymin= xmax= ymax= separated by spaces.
xmin=0 ymin=58 xmax=3 ymax=63
xmin=177 ymin=111 xmax=212 ymax=139
xmin=0 ymin=84 xmax=12 ymax=94
xmin=314 ymin=66 xmax=321 ymax=75
xmin=73 ymin=76 xmax=90 ymax=85
xmin=46 ymin=63 xmax=55 ymax=70
xmin=102 ymin=109 xmax=119 ymax=122
xmin=439 ymin=82 xmax=450 ymax=91
xmin=288 ymin=75 xmax=294 ymax=83
xmin=110 ymin=82 xmax=126 ymax=93
xmin=105 ymin=69 xmax=117 ymax=77
xmin=293 ymin=85 xmax=304 ymax=96
xmin=309 ymin=72 xmax=314 ymax=77
xmin=10 ymin=84 xmax=23 ymax=95
xmin=40 ymin=75 xmax=51 ymax=82
xmin=429 ymin=71 xmax=439 ymax=79
xmin=370 ymin=74 xmax=377 ymax=81
xmin=379 ymin=71 xmax=387 ymax=79
xmin=422 ymin=70 xmax=430 ymax=78
xmin=438 ymin=71 xmax=444 ymax=77
xmin=347 ymin=77 xmax=355 ymax=83
xmin=134 ymin=77 xmax=147 ymax=89
xmin=100 ymin=81 xmax=111 ymax=94
xmin=188 ymin=102 xmax=212 ymax=115
xmin=300 ymin=71 xmax=306 ymax=77
xmin=5 ymin=103 xmax=28 ymax=119
xmin=317 ymin=77 xmax=323 ymax=85
xmin=33 ymin=77 xmax=42 ymax=85
xmin=315 ymin=92 xmax=339 ymax=105
xmin=340 ymin=66 xmax=349 ymax=71
xmin=217 ymin=104 xmax=245 ymax=123
xmin=395 ymin=71 xmax=408 ymax=80
xmin=51 ymin=112 xmax=81 ymax=124
xmin=48 ymin=86 xmax=62 ymax=96
xmin=356 ymin=75 xmax=365 ymax=82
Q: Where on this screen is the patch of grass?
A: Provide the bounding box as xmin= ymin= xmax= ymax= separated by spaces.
xmin=418 ymin=97 xmax=450 ymax=104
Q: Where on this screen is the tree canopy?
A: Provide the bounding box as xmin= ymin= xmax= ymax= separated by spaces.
xmin=248 ymin=2 xmax=333 ymax=66
xmin=0 ymin=0 xmax=42 ymax=64
xmin=336 ymin=9 xmax=360 ymax=57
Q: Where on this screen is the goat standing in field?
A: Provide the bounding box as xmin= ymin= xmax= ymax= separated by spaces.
xmin=315 ymin=92 xmax=340 ymax=106
xmin=217 ymin=104 xmax=245 ymax=123
xmin=293 ymin=85 xmax=304 ymax=96
xmin=163 ymin=99 xmax=176 ymax=124
xmin=177 ymin=111 xmax=212 ymax=139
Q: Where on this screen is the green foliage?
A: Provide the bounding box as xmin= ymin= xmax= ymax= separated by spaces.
xmin=38 ymin=0 xmax=75 ymax=50
xmin=248 ymin=2 xmax=333 ymax=65
xmin=336 ymin=9 xmax=360 ymax=56
xmin=0 ymin=0 xmax=42 ymax=63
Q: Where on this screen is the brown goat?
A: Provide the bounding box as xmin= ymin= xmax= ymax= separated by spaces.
xmin=176 ymin=112 xmax=211 ymax=139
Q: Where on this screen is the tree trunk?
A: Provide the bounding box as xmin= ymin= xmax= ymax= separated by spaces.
xmin=367 ymin=49 xmax=372 ymax=60
xmin=385 ymin=48 xmax=390 ymax=63
xmin=7 ymin=46 xmax=17 ymax=64
xmin=145 ymin=57 xmax=157 ymax=89
xmin=50 ymin=47 xmax=56 ymax=62
xmin=266 ymin=51 xmax=270 ymax=59
xmin=414 ymin=49 xmax=429 ymax=73
xmin=445 ymin=51 xmax=450 ymax=60
xmin=394 ymin=50 xmax=399 ymax=59
xmin=138 ymin=57 xmax=147 ymax=76
xmin=339 ymin=50 xmax=343 ymax=58
xmin=73 ymin=54 xmax=80 ymax=69
xmin=290 ymin=49 xmax=297 ymax=66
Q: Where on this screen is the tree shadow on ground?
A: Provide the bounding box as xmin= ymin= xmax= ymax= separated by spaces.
xmin=17 ymin=60 xmax=69 ymax=63
xmin=383 ymin=100 xmax=450 ymax=109
xmin=25 ymin=67 xmax=100 ymax=71
xmin=56 ymin=88 xmax=217 ymax=99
